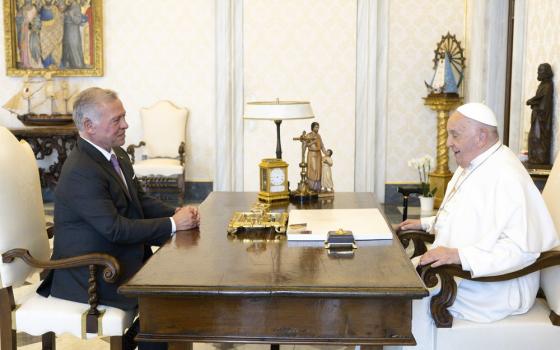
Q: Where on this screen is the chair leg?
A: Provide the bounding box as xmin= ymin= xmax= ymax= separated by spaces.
xmin=0 ymin=287 xmax=16 ymax=350
xmin=110 ymin=335 xmax=124 ymax=350
xmin=402 ymin=195 xmax=409 ymax=221
xmin=42 ymin=331 xmax=56 ymax=350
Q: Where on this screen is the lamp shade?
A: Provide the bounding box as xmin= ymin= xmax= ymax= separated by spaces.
xmin=244 ymin=100 xmax=314 ymax=120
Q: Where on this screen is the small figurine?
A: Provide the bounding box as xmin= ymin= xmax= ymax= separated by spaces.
xmin=526 ymin=63 xmax=554 ymax=166
xmin=304 ymin=122 xmax=327 ymax=192
xmin=321 ymin=149 xmax=334 ymax=193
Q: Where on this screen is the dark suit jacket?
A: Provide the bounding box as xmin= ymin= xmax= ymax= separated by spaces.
xmin=38 ymin=137 xmax=175 ymax=310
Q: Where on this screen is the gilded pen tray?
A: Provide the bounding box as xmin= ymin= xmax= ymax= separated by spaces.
xmin=227 ymin=203 xmax=288 ymax=235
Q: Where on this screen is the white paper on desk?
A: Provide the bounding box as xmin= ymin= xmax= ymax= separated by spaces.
xmin=287 ymin=208 xmax=393 ymax=241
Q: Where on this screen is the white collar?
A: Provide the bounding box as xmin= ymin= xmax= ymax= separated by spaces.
xmin=82 ymin=137 xmax=116 ymax=162
xmin=465 ymin=140 xmax=502 ymax=171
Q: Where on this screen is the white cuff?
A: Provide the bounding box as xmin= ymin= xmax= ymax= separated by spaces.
xmin=420 ymin=216 xmax=435 ymax=232
xmin=170 ymin=217 xmax=176 ymax=235
xmin=458 ymin=247 xmax=472 ymax=272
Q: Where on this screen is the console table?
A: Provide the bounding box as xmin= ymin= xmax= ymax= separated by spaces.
xmin=9 ymin=126 xmax=78 ymax=189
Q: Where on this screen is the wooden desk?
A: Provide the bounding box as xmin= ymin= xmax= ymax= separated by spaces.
xmin=9 ymin=126 xmax=78 ymax=188
xmin=119 ymin=192 xmax=427 ymax=349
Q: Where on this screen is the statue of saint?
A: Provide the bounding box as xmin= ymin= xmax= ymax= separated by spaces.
xmin=303 ymin=122 xmax=327 ymax=192
xmin=526 ymin=63 xmax=554 ymax=165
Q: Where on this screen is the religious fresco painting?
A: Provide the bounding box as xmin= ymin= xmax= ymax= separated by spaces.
xmin=3 ymin=0 xmax=103 ymax=76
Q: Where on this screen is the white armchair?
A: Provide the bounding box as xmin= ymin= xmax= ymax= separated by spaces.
xmin=0 ymin=126 xmax=135 ymax=349
xmin=411 ymin=155 xmax=560 ymax=350
xmin=127 ymin=100 xmax=188 ymax=204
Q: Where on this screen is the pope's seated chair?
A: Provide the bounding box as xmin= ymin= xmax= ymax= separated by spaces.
xmin=398 ymin=156 xmax=560 ymax=350
xmin=126 ymin=100 xmax=188 ymax=205
xmin=0 ymin=127 xmax=135 ymax=349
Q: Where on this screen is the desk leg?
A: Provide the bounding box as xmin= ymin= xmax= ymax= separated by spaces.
xmin=169 ymin=342 xmax=193 ymax=350
xmin=271 ymin=344 xmax=279 ymax=350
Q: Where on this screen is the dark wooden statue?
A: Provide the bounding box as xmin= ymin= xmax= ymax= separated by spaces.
xmin=526 ymin=63 xmax=554 ymax=166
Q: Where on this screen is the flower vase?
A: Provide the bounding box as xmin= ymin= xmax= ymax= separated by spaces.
xmin=419 ymin=195 xmax=434 ymax=214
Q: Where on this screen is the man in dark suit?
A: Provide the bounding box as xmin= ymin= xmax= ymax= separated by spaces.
xmin=38 ymin=87 xmax=199 ymax=350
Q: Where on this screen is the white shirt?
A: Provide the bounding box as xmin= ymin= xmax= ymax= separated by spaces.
xmin=420 ymin=142 xmax=559 ymax=322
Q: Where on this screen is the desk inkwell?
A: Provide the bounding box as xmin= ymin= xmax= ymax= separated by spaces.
xmin=324 ymin=228 xmax=356 ymax=258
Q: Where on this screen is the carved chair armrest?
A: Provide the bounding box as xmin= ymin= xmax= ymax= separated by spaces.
xmin=2 ymin=248 xmax=120 ymax=334
xmin=397 ymin=229 xmax=435 ymax=258
xmin=178 ymin=141 xmax=186 ymax=166
xmin=417 ymin=250 xmax=560 ymax=328
xmin=126 ymin=141 xmax=146 ymax=164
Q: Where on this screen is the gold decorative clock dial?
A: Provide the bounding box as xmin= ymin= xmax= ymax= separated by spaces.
xmin=258 ymin=158 xmax=289 ymax=202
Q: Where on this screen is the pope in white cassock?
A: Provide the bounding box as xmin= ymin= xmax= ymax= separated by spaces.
xmin=395 ymin=102 xmax=560 ymax=349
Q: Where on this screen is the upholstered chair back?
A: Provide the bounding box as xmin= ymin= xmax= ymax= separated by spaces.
xmin=541 ymin=154 xmax=560 ymax=316
xmin=140 ymin=100 xmax=188 ymax=159
xmin=0 ymin=127 xmax=50 ymax=288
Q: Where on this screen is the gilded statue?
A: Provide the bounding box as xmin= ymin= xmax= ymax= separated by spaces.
xmin=526 ymin=63 xmax=554 ymax=165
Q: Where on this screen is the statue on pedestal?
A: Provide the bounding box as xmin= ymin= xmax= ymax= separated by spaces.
xmin=526 ymin=63 xmax=554 ymax=166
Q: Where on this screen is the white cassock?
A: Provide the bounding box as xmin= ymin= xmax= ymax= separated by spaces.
xmin=394 ymin=142 xmax=560 ymax=350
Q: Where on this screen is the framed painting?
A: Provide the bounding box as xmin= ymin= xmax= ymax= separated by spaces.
xmin=3 ymin=0 xmax=103 ymax=77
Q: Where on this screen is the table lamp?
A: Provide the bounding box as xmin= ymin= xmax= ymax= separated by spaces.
xmin=244 ymin=99 xmax=314 ymax=202
xmin=244 ymin=99 xmax=314 ymax=159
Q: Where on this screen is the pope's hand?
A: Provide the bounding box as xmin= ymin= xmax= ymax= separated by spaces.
xmin=397 ymin=219 xmax=422 ymax=231
xmin=419 ymin=246 xmax=460 ymax=267
xmin=173 ymin=206 xmax=200 ymax=231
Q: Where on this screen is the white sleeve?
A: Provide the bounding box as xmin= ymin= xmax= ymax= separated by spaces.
xmin=420 ymin=216 xmax=436 ymax=232
xmin=459 ymin=235 xmax=539 ymax=278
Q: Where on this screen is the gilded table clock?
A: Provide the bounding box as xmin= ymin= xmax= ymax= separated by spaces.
xmin=258 ymin=158 xmax=289 ymax=202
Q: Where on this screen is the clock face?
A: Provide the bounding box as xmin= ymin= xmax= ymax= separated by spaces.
xmin=270 ymin=168 xmax=285 ymax=186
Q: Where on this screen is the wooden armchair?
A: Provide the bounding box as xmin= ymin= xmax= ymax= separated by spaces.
xmin=396 ymin=155 xmax=560 ymax=350
xmin=0 ymin=127 xmax=134 ymax=349
xmin=126 ymin=100 xmax=188 ymax=204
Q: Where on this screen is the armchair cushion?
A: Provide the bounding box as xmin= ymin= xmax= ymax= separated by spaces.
xmin=16 ymin=289 xmax=135 ymax=339
xmin=437 ymin=298 xmax=560 ymax=350
xmin=140 ymin=100 xmax=188 ymax=158
xmin=133 ymin=158 xmax=183 ymax=177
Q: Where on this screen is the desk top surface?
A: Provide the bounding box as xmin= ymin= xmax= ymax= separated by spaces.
xmin=120 ymin=192 xmax=427 ymax=299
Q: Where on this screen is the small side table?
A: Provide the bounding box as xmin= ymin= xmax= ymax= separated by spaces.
xmin=397 ymin=184 xmax=422 ymax=222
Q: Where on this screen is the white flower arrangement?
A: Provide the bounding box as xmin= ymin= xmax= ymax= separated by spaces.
xmin=408 ymin=155 xmax=437 ymax=197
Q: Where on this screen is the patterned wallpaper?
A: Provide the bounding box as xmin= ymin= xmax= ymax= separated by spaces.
xmin=523 ymin=0 xmax=560 ymax=161
xmin=0 ymin=0 xmax=215 ymax=181
xmin=386 ymin=0 xmax=466 ymax=182
xmin=243 ymin=0 xmax=357 ymax=191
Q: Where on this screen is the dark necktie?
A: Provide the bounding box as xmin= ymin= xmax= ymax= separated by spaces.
xmin=110 ymin=154 xmax=129 ymax=192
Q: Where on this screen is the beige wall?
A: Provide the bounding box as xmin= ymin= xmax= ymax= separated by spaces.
xmin=243 ymin=0 xmax=357 ymax=191
xmin=0 ymin=0 xmax=215 ymax=181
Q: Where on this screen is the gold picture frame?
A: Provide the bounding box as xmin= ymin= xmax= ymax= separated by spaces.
xmin=3 ymin=0 xmax=103 ymax=77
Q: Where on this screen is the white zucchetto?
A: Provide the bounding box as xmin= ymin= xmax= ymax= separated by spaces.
xmin=456 ymin=102 xmax=498 ymax=127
